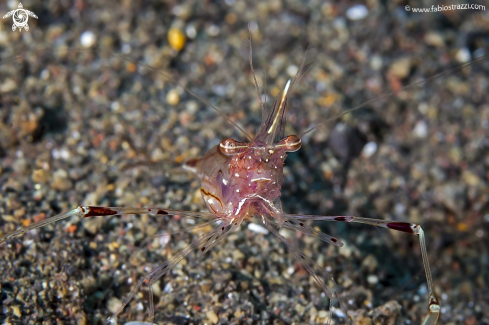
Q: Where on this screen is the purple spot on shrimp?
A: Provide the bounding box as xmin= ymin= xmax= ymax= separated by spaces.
xmin=84 ymin=207 xmax=117 ymax=218
xmin=430 ymin=296 xmax=440 ymax=306
xmin=157 ymin=210 xmax=169 ymax=215
xmin=334 ymin=217 xmax=347 ymax=222
xmin=331 ymin=238 xmax=338 ymax=243
xmin=386 ymin=222 xmax=414 ymax=234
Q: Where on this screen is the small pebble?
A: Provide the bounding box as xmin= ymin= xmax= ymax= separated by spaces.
xmin=207 ymin=24 xmax=220 ymax=36
xmin=51 ymin=169 xmax=72 ymax=191
xmin=346 ymin=4 xmax=368 ymax=20
xmin=413 ymin=120 xmax=428 ymax=138
xmin=166 ymin=89 xmax=180 ymax=105
xmin=389 ymin=57 xmax=411 ymax=78
xmin=317 ymin=310 xmax=329 ymax=319
xmin=206 ymin=310 xmax=219 ymax=324
xmin=370 ymin=55 xmax=382 ymax=70
xmin=362 ymin=141 xmax=377 ymax=158
xmin=424 ymin=32 xmax=445 ymax=48
xmin=186 ymin=24 xmax=197 ymax=39
xmin=286 ymin=65 xmax=298 ymax=77
xmin=361 ymin=254 xmax=378 ymax=272
xmin=455 ymin=47 xmax=471 ymax=63
xmin=11 ymin=305 xmax=21 ymax=318
xmin=107 ymin=297 xmax=122 ymax=314
xmin=80 ymin=31 xmax=96 ymax=48
xmin=367 ymin=274 xmax=379 ymax=284
xmin=233 ymin=249 xmax=245 ymax=260
xmin=168 ymin=28 xmax=186 ymax=51
xmin=32 ymin=169 xmax=49 ymax=183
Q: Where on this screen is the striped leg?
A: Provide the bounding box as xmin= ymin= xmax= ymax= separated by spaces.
xmin=285 ymin=214 xmax=440 ymax=325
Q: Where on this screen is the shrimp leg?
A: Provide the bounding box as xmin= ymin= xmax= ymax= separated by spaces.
xmin=0 ymin=206 xmax=225 ymax=244
xmin=107 ymin=216 xmax=241 ymax=324
xmin=261 ymin=215 xmax=350 ymax=325
xmin=285 ymin=214 xmax=440 ymax=325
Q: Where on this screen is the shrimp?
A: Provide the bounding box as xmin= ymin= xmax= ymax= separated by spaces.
xmin=1 ymin=21 xmax=487 ymax=325
xmin=0 ymin=33 xmax=447 ymax=324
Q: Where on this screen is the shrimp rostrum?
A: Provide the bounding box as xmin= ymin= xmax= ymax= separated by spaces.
xmin=0 ymin=41 xmax=440 ymax=324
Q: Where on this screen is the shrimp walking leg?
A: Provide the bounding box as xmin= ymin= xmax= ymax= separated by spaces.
xmin=0 ymin=206 xmax=225 ymax=244
xmin=261 ymin=215 xmax=350 ymax=325
xmin=105 ymin=217 xmax=240 ymax=324
xmin=285 ymin=214 xmax=440 ymax=325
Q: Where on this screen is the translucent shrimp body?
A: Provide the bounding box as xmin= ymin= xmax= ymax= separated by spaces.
xmin=185 ymin=80 xmax=299 ymax=225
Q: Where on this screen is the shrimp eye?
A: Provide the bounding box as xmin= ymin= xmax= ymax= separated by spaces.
xmin=284 ymin=135 xmax=301 ymax=152
xmin=219 ymin=138 xmax=245 ymax=155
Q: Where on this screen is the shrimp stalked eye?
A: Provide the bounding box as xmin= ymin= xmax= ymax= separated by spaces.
xmin=284 ymin=135 xmax=302 ymax=152
xmin=219 ymin=138 xmax=247 ymax=155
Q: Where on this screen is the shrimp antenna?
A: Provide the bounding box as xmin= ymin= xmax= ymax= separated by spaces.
xmin=114 ymin=53 xmax=253 ymax=142
xmin=241 ymin=23 xmax=265 ymax=114
xmin=289 ymin=44 xmax=318 ymax=94
xmin=0 ymin=48 xmax=253 ymax=142
xmin=300 ymin=52 xmax=488 ymax=137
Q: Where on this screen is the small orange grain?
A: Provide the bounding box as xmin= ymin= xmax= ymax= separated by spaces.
xmin=225 ymin=13 xmax=237 ymax=25
xmin=126 ymin=62 xmax=136 ymax=73
xmin=204 ymin=53 xmax=215 ymax=66
xmin=323 ymin=169 xmax=333 ymax=180
xmin=109 ymin=139 xmax=118 ymax=150
xmin=270 ymin=86 xmax=280 ymax=97
xmin=456 ymin=222 xmax=468 ymax=232
xmin=387 ymin=73 xmax=402 ymax=92
xmin=33 ymin=213 xmax=46 ymax=223
xmin=322 ymin=93 xmax=336 ymax=106
xmin=22 ymin=219 xmax=31 ymax=227
xmin=175 ymin=155 xmax=185 ymax=164
xmin=67 ymin=225 xmax=77 ymax=234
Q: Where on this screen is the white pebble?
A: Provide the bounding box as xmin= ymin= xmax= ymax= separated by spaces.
xmin=186 ymin=24 xmax=197 ymax=39
xmin=370 ymin=55 xmax=382 ymax=70
xmin=455 ymin=47 xmax=471 ymax=63
xmin=107 ymin=297 xmax=122 ymax=314
xmin=413 ymin=120 xmax=428 ymax=138
xmin=159 ymin=233 xmax=171 ymax=247
xmin=367 ymin=274 xmax=378 ymax=284
xmin=40 ymin=69 xmax=50 ymax=80
xmin=80 ymin=31 xmax=96 ymax=48
xmin=122 ymin=44 xmax=131 ymax=54
xmin=60 ymin=148 xmax=71 ymax=160
xmin=136 ymin=302 xmax=144 ymax=311
xmin=318 ymin=310 xmax=329 ymax=318
xmin=286 ymin=65 xmax=298 ymax=77
xmin=163 ymin=282 xmax=173 ymax=293
xmin=207 ymin=24 xmax=220 ymax=37
xmin=362 ymin=141 xmax=377 ymax=158
xmin=249 ymin=21 xmax=259 ymax=32
xmin=394 ymin=202 xmax=406 ymax=215
xmin=247 ymin=223 xmax=269 ymax=235
xmin=346 ymin=4 xmax=368 ymax=20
